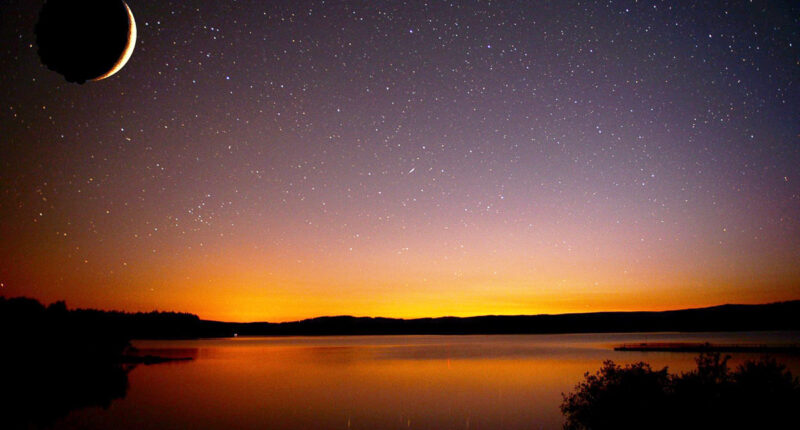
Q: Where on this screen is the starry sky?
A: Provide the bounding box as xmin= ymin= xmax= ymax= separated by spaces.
xmin=1 ymin=0 xmax=798 ymax=322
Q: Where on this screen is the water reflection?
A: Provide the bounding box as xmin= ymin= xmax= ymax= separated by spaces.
xmin=2 ymin=360 xmax=130 ymax=429
xmin=39 ymin=333 xmax=800 ymax=430
xmin=2 ymin=348 xmax=198 ymax=430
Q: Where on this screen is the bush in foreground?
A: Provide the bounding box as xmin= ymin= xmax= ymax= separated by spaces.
xmin=561 ymin=353 xmax=800 ymax=430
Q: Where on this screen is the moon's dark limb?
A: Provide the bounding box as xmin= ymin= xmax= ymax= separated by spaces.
xmin=36 ymin=0 xmax=133 ymax=84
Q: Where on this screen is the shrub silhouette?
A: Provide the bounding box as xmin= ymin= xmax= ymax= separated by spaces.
xmin=727 ymin=357 xmax=800 ymax=428
xmin=561 ymin=361 xmax=670 ymax=430
xmin=562 ymin=353 xmax=800 ymax=430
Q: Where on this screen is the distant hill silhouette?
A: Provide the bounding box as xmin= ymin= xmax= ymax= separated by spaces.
xmin=230 ymin=301 xmax=800 ymax=336
xmin=2 ymin=296 xmax=799 ymax=339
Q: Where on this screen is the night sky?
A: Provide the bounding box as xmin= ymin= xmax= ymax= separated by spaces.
xmin=1 ymin=0 xmax=798 ymax=321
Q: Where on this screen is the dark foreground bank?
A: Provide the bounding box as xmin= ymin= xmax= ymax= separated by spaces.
xmin=0 ymin=297 xmax=194 ymax=429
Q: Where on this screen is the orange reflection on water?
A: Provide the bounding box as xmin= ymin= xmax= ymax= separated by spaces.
xmin=57 ymin=333 xmax=800 ymax=430
xmin=123 ymin=336 xmax=595 ymax=430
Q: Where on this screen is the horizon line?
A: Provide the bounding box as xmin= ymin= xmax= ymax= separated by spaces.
xmin=3 ymin=295 xmax=800 ymax=325
xmin=213 ymin=298 xmax=800 ymax=324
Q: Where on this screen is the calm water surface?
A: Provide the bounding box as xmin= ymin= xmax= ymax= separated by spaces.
xmin=55 ymin=332 xmax=799 ymax=430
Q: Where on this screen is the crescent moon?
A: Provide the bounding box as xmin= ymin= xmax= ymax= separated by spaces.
xmin=92 ymin=2 xmax=136 ymax=81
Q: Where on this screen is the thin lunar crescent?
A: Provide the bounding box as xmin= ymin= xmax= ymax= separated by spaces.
xmin=92 ymin=1 xmax=136 ymax=81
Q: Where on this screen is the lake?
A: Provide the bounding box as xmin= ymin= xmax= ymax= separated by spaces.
xmin=52 ymin=332 xmax=798 ymax=430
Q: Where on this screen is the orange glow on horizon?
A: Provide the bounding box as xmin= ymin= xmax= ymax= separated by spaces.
xmin=2 ymin=162 xmax=798 ymax=322
xmin=5 ymin=238 xmax=797 ymax=322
